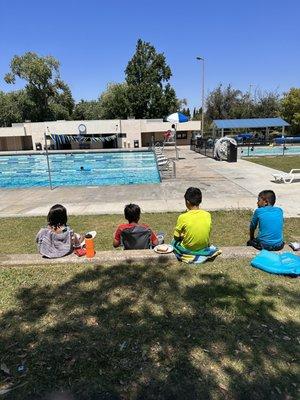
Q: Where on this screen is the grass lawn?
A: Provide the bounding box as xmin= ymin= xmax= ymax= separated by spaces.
xmin=244 ymin=155 xmax=300 ymax=172
xmin=0 ymin=259 xmax=299 ymax=399
xmin=0 ymin=211 xmax=299 ymax=254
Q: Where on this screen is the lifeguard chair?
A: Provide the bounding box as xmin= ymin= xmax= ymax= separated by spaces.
xmin=162 ymin=125 xmax=178 ymax=159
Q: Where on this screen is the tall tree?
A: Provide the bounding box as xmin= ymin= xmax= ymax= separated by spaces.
xmin=4 ymin=52 xmax=74 ymax=121
xmin=281 ymin=88 xmax=300 ymax=134
xmin=125 ymin=39 xmax=178 ymax=118
xmin=98 ymin=83 xmax=131 ymax=119
xmin=254 ymin=90 xmax=280 ymax=118
xmin=205 ymin=84 xmax=242 ymax=121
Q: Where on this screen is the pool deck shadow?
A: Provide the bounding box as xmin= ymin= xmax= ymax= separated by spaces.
xmin=0 ymin=147 xmax=299 ymax=217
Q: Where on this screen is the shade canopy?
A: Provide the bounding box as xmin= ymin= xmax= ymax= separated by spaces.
xmin=213 ymin=118 xmax=289 ymax=130
xmin=167 ymin=112 xmax=189 ymax=123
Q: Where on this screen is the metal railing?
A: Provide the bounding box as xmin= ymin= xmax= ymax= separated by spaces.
xmin=190 ymin=138 xmax=214 ymax=158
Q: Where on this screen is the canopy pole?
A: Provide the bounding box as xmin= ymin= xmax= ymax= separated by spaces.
xmin=44 ymin=132 xmax=53 ymax=190
xmin=175 ymin=124 xmax=179 ymax=160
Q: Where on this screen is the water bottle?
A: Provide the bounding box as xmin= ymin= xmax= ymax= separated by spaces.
xmin=85 ymin=234 xmax=95 ymax=259
xmin=157 ymin=232 xmax=165 ymax=245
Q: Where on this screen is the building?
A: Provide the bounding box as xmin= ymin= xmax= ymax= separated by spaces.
xmin=0 ymin=118 xmax=201 ymax=151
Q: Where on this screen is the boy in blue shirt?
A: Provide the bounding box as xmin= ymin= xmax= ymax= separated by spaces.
xmin=247 ymin=190 xmax=284 ymax=251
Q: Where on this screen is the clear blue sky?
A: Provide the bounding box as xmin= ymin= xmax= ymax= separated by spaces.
xmin=0 ymin=0 xmax=299 ymax=109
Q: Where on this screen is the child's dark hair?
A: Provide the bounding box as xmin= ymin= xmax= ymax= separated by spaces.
xmin=184 ymin=187 xmax=202 ymax=206
xmin=124 ymin=203 xmax=141 ymax=223
xmin=47 ymin=204 xmax=68 ymax=228
xmin=259 ymin=190 xmax=276 ymax=205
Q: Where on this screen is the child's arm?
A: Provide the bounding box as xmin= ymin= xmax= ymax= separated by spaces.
xmin=249 ymin=210 xmax=259 ymax=240
xmin=173 ymin=216 xmax=184 ymax=242
xmin=113 ymin=226 xmax=122 ymax=248
xmin=249 ymin=226 xmax=255 ymax=240
xmin=151 ymin=231 xmax=159 ymax=246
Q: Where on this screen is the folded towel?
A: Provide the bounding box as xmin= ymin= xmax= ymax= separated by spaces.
xmin=172 ymin=240 xmax=221 ymax=264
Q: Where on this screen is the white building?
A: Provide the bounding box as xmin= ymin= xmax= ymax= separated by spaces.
xmin=0 ymin=118 xmax=201 ymax=151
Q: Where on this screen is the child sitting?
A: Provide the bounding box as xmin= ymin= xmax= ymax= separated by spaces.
xmin=247 ymin=190 xmax=284 ymax=251
xmin=36 ymin=204 xmax=82 ymax=258
xmin=113 ymin=204 xmax=158 ymax=250
xmin=172 ymin=187 xmax=219 ymax=263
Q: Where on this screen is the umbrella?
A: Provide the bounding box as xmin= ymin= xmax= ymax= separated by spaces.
xmin=166 ymin=112 xmax=189 ymax=123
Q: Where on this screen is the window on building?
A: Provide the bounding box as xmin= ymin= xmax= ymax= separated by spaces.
xmin=176 ymin=132 xmax=187 ymax=139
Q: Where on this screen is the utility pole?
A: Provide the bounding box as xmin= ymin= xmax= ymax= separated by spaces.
xmin=196 ymin=56 xmax=205 ymax=135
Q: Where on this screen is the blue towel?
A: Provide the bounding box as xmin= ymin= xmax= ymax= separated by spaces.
xmin=251 ymin=250 xmax=300 ymax=276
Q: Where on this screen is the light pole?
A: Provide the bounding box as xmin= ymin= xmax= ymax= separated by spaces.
xmin=196 ymin=56 xmax=205 ymax=135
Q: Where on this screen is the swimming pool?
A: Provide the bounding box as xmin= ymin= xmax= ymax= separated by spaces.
xmin=0 ymin=151 xmax=161 ymax=189
xmin=241 ymin=145 xmax=300 ymax=157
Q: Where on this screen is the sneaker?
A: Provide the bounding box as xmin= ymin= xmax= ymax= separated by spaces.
xmin=289 ymin=242 xmax=300 ymax=251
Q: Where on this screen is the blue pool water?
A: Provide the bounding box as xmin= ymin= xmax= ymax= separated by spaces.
xmin=0 ymin=152 xmax=161 ymax=188
xmin=241 ymin=145 xmax=300 ymax=157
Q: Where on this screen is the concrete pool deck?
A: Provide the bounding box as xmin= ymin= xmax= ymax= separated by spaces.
xmin=0 ymin=147 xmax=299 ymax=217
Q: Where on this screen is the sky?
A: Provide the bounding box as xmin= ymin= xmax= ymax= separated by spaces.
xmin=0 ymin=0 xmax=299 ymax=110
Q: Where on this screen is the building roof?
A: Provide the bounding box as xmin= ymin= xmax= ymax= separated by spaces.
xmin=213 ymin=118 xmax=290 ymax=129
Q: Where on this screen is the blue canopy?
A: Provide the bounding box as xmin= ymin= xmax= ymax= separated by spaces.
xmin=213 ymin=118 xmax=290 ymax=129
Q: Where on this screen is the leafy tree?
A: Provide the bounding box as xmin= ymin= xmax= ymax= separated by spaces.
xmin=73 ymin=100 xmax=102 ymax=120
xmin=4 ymin=52 xmax=74 ymax=121
xmin=192 ymin=107 xmax=202 ymax=120
xmin=98 ymin=83 xmax=131 ymax=119
xmin=0 ymin=91 xmax=22 ymax=126
xmin=205 ymin=84 xmax=242 ymax=121
xmin=254 ymin=90 xmax=280 ymax=118
xmin=205 ymin=85 xmax=281 ymax=123
xmin=281 ymin=88 xmax=300 ymax=134
xmin=125 ymin=39 xmax=178 ymax=118
xmin=0 ymin=90 xmax=34 ymax=127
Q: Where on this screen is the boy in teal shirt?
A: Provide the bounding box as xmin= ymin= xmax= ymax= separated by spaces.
xmin=247 ymin=190 xmax=284 ymax=251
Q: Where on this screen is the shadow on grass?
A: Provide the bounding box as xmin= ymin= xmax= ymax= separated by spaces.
xmin=0 ymin=258 xmax=299 ymax=400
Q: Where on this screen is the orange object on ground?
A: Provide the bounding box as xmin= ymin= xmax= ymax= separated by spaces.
xmin=85 ymin=234 xmax=95 ymax=258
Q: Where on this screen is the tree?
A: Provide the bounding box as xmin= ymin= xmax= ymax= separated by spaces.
xmin=281 ymin=88 xmax=300 ymax=134
xmin=0 ymin=90 xmax=34 ymax=127
xmin=5 ymin=52 xmax=74 ymax=121
xmin=192 ymin=107 xmax=202 ymax=121
xmin=205 ymin=85 xmax=281 ymax=123
xmin=125 ymin=39 xmax=178 ymax=118
xmin=254 ymin=90 xmax=280 ymax=118
xmin=205 ymin=84 xmax=242 ymax=121
xmin=98 ymin=83 xmax=131 ymax=119
xmin=73 ymin=100 xmax=102 ymax=120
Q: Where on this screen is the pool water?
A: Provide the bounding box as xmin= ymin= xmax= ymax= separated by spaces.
xmin=241 ymin=145 xmax=300 ymax=157
xmin=0 ymin=152 xmax=161 ymax=189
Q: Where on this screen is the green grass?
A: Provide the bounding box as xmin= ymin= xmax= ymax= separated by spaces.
xmin=0 ymin=211 xmax=299 ymax=254
xmin=244 ymin=155 xmax=300 ymax=172
xmin=0 ymin=260 xmax=299 ymax=399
